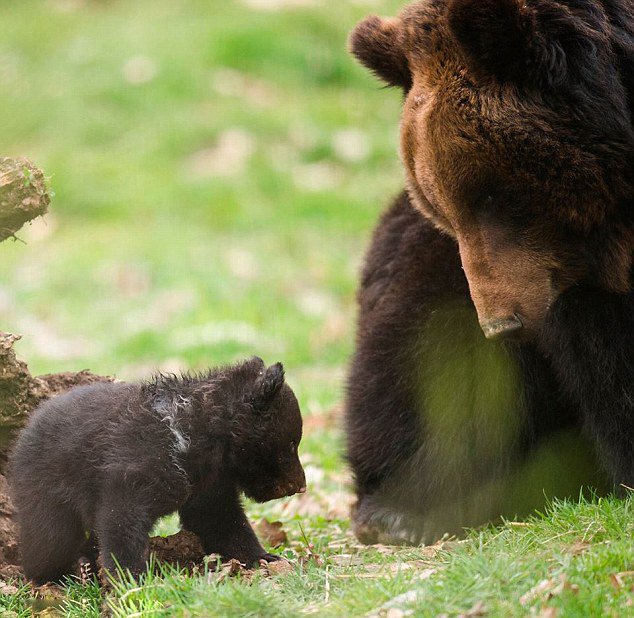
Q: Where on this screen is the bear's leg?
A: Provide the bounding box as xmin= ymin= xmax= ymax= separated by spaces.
xmin=179 ymin=479 xmax=275 ymax=566
xmin=346 ymin=196 xmax=471 ymax=544
xmin=95 ymin=484 xmax=155 ymax=577
xmin=19 ymin=500 xmax=85 ymax=585
xmin=540 ymin=285 xmax=634 ymax=488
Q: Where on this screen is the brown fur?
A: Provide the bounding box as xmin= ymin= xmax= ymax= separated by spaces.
xmin=351 ymin=0 xmax=633 ymax=336
xmin=346 ymin=0 xmax=632 ymax=545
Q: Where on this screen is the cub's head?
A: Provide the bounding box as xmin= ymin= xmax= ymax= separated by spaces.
xmin=231 ymin=357 xmax=306 ymax=502
xmin=351 ymin=0 xmax=633 ymax=339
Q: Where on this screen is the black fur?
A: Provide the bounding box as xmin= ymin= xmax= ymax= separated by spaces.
xmin=539 ymin=285 xmax=634 ymax=488
xmin=8 ymin=356 xmax=305 ymax=584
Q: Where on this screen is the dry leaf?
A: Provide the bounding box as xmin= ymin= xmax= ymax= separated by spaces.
xmin=566 ymin=541 xmax=590 ymax=556
xmin=366 ymin=589 xmax=425 ymax=618
xmin=609 ymin=571 xmax=634 ymax=590
xmin=329 ymin=554 xmax=365 ymax=567
xmin=207 ymin=559 xmax=248 ymax=584
xmin=417 ymin=568 xmax=437 ymax=581
xmin=520 ymin=579 xmax=558 ymax=605
xmin=520 ymin=575 xmax=578 ymax=606
xmin=0 ymin=579 xmax=19 ymax=595
xmin=32 ymin=583 xmax=65 ymax=600
xmin=264 ymin=559 xmax=294 ymax=576
xmin=255 ymin=519 xmax=288 ymax=548
xmin=298 ymin=552 xmax=324 ymax=568
xmin=384 ymin=609 xmax=410 ymax=618
xmin=30 ymin=584 xmax=66 ymax=615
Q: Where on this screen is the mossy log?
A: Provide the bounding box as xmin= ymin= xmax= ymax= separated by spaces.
xmin=0 ymin=158 xmax=50 ymax=242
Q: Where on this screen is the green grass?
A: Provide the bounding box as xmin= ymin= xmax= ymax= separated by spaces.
xmin=0 ymin=1 xmax=632 ymax=616
xmin=3 ymin=496 xmax=634 ymax=617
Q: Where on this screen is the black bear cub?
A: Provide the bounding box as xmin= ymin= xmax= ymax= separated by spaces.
xmin=9 ymin=356 xmax=306 ymax=585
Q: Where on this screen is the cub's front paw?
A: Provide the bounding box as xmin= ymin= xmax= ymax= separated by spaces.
xmin=232 ymin=551 xmax=282 ymax=568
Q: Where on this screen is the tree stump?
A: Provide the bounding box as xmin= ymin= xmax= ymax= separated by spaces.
xmin=0 ymin=158 xmax=50 ymax=242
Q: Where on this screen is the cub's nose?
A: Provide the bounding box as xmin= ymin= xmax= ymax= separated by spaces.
xmin=481 ymin=315 xmax=523 ymax=340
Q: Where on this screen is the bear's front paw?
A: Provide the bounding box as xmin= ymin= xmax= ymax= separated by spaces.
xmin=352 ymin=495 xmax=425 ymax=546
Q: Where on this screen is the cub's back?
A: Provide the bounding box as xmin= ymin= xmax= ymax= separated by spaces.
xmin=9 ymin=382 xmax=140 ymax=507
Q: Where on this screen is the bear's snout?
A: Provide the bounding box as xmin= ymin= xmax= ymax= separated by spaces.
xmin=480 ymin=315 xmax=524 ymax=341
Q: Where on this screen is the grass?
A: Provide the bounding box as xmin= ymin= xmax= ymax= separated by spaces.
xmin=3 ymin=496 xmax=634 ymax=617
xmin=0 ymin=0 xmax=632 ymax=616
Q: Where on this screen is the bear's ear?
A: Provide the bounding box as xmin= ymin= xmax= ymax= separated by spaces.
xmin=447 ymin=0 xmax=568 ymax=87
xmin=349 ymin=15 xmax=412 ymax=90
xmin=249 ymin=362 xmax=285 ymax=414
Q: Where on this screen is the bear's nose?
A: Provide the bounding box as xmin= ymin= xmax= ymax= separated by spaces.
xmin=481 ymin=315 xmax=523 ymax=340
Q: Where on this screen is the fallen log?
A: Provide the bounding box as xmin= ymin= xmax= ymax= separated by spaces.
xmin=0 ymin=157 xmax=50 ymax=242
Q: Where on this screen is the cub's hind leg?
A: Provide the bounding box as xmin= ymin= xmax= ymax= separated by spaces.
xmin=18 ymin=500 xmax=85 ymax=585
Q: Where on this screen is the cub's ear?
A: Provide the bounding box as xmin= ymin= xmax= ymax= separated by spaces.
xmin=448 ymin=0 xmax=568 ymax=87
xmin=349 ymin=15 xmax=412 ymax=90
xmin=249 ymin=362 xmax=285 ymax=414
xmin=247 ymin=355 xmax=266 ymax=371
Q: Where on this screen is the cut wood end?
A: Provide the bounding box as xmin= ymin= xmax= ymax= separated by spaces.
xmin=0 ymin=157 xmax=51 ymax=242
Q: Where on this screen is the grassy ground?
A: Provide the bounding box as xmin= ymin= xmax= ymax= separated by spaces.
xmin=1 ymin=1 xmax=633 ymax=616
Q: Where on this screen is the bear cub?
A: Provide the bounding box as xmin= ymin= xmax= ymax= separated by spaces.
xmin=9 ymin=356 xmax=306 ymax=585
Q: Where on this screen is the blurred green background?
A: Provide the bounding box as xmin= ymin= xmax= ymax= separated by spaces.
xmin=0 ymin=0 xmax=404 ymax=416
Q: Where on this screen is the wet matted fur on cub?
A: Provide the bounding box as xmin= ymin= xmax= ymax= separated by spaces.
xmin=9 ymin=356 xmax=306 ymax=584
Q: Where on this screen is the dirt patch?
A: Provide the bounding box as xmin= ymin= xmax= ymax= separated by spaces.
xmin=149 ymin=530 xmax=206 ymax=570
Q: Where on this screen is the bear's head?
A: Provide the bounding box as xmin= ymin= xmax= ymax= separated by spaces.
xmin=351 ymin=0 xmax=633 ymax=339
xmin=230 ymin=358 xmax=306 ymax=502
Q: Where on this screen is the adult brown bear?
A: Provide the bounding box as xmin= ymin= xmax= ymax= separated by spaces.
xmin=345 ymin=0 xmax=633 ymax=544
